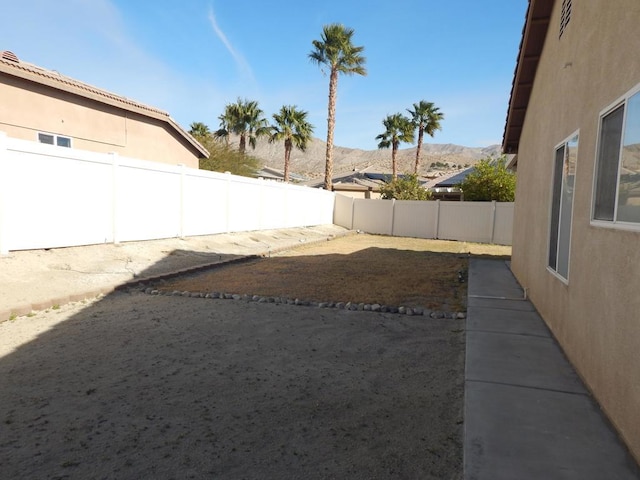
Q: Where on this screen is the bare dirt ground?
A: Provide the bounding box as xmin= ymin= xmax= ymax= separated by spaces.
xmin=156 ymin=234 xmax=511 ymax=311
xmin=0 ymin=233 xmax=509 ymax=479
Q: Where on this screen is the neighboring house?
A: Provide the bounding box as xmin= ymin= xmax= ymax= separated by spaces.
xmin=503 ymin=0 xmax=640 ymax=462
xmin=424 ymin=168 xmax=473 ymax=200
xmin=0 ymin=51 xmax=207 ymax=168
xmin=256 ymin=166 xmax=307 ymax=183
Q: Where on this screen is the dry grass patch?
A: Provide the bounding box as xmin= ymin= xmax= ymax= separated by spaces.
xmin=157 ymin=234 xmax=511 ymax=310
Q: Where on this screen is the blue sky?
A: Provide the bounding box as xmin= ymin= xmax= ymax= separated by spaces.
xmin=1 ymin=0 xmax=528 ymax=150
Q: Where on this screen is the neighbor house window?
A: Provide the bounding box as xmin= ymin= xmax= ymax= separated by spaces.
xmin=37 ymin=132 xmax=71 ymax=148
xmin=593 ymin=86 xmax=640 ymax=225
xmin=549 ymin=132 xmax=578 ymax=281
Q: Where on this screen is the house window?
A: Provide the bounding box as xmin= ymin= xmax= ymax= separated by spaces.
xmin=593 ymin=86 xmax=640 ymax=225
xmin=560 ymin=0 xmax=572 ymax=38
xmin=549 ymin=132 xmax=578 ymax=281
xmin=37 ymin=132 xmax=71 ymax=148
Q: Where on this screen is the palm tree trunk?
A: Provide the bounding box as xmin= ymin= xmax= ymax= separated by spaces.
xmin=392 ymin=142 xmax=399 ymax=180
xmin=324 ymin=68 xmax=339 ymax=190
xmin=239 ymin=134 xmax=247 ymax=154
xmin=415 ymin=128 xmax=424 ymax=174
xmin=284 ymin=140 xmax=292 ymax=183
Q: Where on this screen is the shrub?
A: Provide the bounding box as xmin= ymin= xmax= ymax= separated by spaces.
xmin=197 ymin=138 xmax=259 ymax=178
xmin=380 ymin=174 xmax=432 ymax=200
xmin=459 ymin=156 xmax=515 ymax=202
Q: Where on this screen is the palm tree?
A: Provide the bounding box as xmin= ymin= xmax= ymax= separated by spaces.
xmin=407 ymin=101 xmax=444 ymax=174
xmin=269 ymin=106 xmax=314 ymax=182
xmin=376 ymin=113 xmax=415 ymax=180
xmin=214 ymin=98 xmax=269 ymax=154
xmin=189 ymin=122 xmax=211 ymax=141
xmin=309 ymin=24 xmax=366 ymax=190
xmin=214 ymin=106 xmax=234 ymax=146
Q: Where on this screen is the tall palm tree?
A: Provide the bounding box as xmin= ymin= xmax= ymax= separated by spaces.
xmin=407 ymin=101 xmax=444 ymax=174
xmin=214 ymin=98 xmax=269 ymax=154
xmin=376 ymin=113 xmax=415 ymax=180
xmin=309 ymin=24 xmax=366 ymax=190
xmin=269 ymin=106 xmax=314 ymax=183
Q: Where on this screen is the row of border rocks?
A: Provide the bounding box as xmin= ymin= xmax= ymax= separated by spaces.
xmin=140 ymin=287 xmax=466 ymax=319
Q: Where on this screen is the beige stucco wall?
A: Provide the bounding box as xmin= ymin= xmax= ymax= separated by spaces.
xmin=0 ymin=74 xmax=200 ymax=168
xmin=512 ymin=1 xmax=640 ymax=462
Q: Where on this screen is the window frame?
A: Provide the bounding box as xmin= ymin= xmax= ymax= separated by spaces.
xmin=37 ymin=132 xmax=72 ymax=148
xmin=547 ymin=131 xmax=579 ymax=283
xmin=591 ymin=82 xmax=640 ymax=231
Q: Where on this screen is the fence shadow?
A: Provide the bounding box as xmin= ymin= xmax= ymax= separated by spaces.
xmin=0 ymin=249 xmax=465 ymax=479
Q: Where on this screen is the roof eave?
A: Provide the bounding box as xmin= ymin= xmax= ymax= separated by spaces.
xmin=502 ymin=0 xmax=556 ymax=154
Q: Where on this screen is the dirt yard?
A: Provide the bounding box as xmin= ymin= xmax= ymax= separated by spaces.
xmin=156 ymin=233 xmax=511 ymax=311
xmin=0 ymin=233 xmax=509 ymax=479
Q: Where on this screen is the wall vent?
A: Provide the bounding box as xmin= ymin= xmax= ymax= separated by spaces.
xmin=1 ymin=50 xmax=19 ymax=63
xmin=560 ymin=0 xmax=572 ymax=38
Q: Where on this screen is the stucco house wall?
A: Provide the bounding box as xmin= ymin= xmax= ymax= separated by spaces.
xmin=0 ymin=53 xmax=206 ymax=168
xmin=507 ymin=0 xmax=640 ymax=462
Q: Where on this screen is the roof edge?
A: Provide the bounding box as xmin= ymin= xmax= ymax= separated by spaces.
xmin=502 ymin=0 xmax=555 ymax=154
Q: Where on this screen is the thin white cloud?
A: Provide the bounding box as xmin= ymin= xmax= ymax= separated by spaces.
xmin=207 ymin=5 xmax=254 ymax=81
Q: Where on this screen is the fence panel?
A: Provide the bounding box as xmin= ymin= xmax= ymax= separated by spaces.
xmin=352 ymin=199 xmax=394 ymax=235
xmin=493 ymin=202 xmax=514 ymax=245
xmin=392 ymin=201 xmax=438 ymax=238
xmin=333 ymin=194 xmax=354 ymax=229
xmin=4 ymin=142 xmax=113 ymax=250
xmin=182 ymin=170 xmax=230 ymax=237
xmin=115 ymin=158 xmax=182 ymax=242
xmin=438 ymin=202 xmax=494 ymax=243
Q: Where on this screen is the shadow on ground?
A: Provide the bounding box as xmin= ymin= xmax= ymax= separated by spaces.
xmin=0 ymin=251 xmax=465 ymax=479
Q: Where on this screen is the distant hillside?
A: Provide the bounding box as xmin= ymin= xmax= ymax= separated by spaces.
xmin=238 ymin=136 xmax=502 ymax=179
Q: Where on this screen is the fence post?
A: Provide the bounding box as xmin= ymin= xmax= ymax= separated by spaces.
xmin=349 ymin=197 xmax=355 ymax=230
xmin=390 ymin=199 xmax=396 ymax=236
xmin=434 ymin=199 xmax=441 ymax=240
xmin=109 ymin=152 xmax=120 ymax=244
xmin=178 ymin=164 xmax=185 ymax=239
xmin=490 ymin=200 xmax=497 ymax=244
xmin=225 ymin=172 xmax=231 ymax=233
xmin=0 ymin=132 xmax=8 ymax=255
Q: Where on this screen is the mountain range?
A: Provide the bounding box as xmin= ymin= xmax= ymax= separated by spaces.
xmin=246 ymin=137 xmax=503 ymax=179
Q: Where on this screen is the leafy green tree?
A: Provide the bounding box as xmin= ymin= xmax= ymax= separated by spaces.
xmin=269 ymin=105 xmax=314 ymax=182
xmin=375 ymin=113 xmax=415 ymax=180
xmin=380 ymin=173 xmax=432 ymax=200
xmin=407 ymin=101 xmax=444 ymax=174
xmin=309 ymin=24 xmax=367 ymax=191
xmin=189 ymin=121 xmax=259 ymax=177
xmin=214 ymin=98 xmax=270 ymax=154
xmin=459 ymin=156 xmax=516 ymax=201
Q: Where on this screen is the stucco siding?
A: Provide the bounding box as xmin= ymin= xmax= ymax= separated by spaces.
xmin=0 ymin=73 xmax=200 ymax=168
xmin=512 ymin=1 xmax=640 ymax=461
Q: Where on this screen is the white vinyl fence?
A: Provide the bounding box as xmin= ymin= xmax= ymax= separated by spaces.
xmin=0 ymin=134 xmax=335 ymax=254
xmin=334 ymin=194 xmax=514 ymax=245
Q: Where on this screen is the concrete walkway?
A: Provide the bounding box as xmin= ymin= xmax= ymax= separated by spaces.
xmin=464 ymin=258 xmax=640 ymax=479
